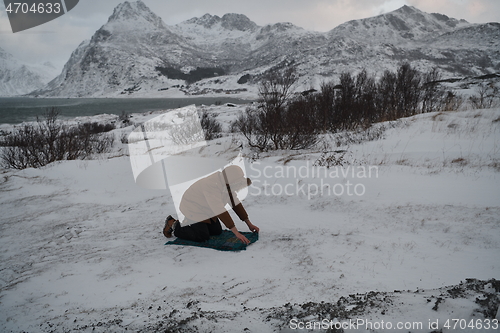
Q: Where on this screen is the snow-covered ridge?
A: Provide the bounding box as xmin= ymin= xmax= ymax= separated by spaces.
xmin=0 ymin=47 xmax=58 ymax=97
xmin=329 ymin=5 xmax=469 ymax=43
xmin=105 ymin=0 xmax=169 ymax=32
xmin=171 ymin=13 xmax=259 ymax=50
xmin=182 ymin=13 xmax=258 ymax=31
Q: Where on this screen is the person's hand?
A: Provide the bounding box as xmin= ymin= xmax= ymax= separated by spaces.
xmin=247 ymin=222 xmax=259 ymax=233
xmin=235 ymin=231 xmax=250 ymax=244
xmin=244 ymin=219 xmax=259 ymax=233
xmin=230 ymin=227 xmax=250 ymax=244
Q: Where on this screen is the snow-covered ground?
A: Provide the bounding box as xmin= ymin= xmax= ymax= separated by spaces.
xmin=0 ymin=105 xmax=499 ymax=332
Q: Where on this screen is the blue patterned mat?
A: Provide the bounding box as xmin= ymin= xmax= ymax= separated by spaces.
xmin=165 ymin=230 xmax=259 ymax=251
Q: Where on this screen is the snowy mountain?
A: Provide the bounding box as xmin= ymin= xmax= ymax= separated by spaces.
xmin=330 ymin=5 xmax=469 ymax=42
xmin=32 ymin=1 xmax=500 ymax=97
xmin=0 ymin=47 xmax=58 ymax=96
xmin=34 ymin=1 xmax=207 ymax=97
xmin=180 ymin=13 xmax=258 ymax=32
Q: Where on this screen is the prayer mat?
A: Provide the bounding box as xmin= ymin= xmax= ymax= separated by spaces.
xmin=165 ymin=230 xmax=258 ymax=251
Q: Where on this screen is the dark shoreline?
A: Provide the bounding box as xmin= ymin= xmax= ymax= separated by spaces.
xmin=0 ymin=97 xmax=253 ymax=125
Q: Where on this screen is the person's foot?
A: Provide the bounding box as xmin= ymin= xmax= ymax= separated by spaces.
xmin=163 ymin=215 xmax=177 ymax=238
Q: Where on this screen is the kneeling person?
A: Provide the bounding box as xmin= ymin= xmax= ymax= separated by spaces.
xmin=163 ymin=165 xmax=259 ymax=244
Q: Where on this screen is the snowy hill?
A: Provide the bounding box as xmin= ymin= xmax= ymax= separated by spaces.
xmin=0 ymin=47 xmax=58 ymax=96
xmin=179 ymin=13 xmax=258 ymax=33
xmin=1 ymin=104 xmax=499 ymax=331
xmin=330 ymin=5 xmax=469 ymax=42
xmin=32 ymin=1 xmax=500 ymax=98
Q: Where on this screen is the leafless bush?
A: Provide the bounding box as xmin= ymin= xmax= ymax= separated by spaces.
xmin=442 ymin=91 xmax=465 ymax=111
xmin=422 ymin=67 xmax=446 ymax=113
xmin=120 ymin=132 xmax=130 ymax=144
xmin=258 ymin=66 xmax=297 ymax=113
xmin=469 ymin=83 xmax=499 ymax=109
xmin=79 ymin=122 xmax=115 ymax=134
xmin=117 ymin=111 xmax=135 ymax=128
xmin=168 ymin=117 xmax=205 ymax=146
xmin=232 ymin=67 xmax=321 ymax=151
xmin=200 ymin=110 xmax=222 ymax=141
xmin=232 ymin=63 xmax=472 ymax=151
xmin=231 ymin=107 xmax=269 ymax=150
xmin=0 ymin=108 xmax=115 ymax=169
xmin=375 ymin=63 xmax=423 ymax=121
xmin=335 ymin=69 xmax=377 ymax=128
xmin=313 ymin=150 xmax=347 ymax=168
xmin=330 ymin=125 xmax=387 ymax=147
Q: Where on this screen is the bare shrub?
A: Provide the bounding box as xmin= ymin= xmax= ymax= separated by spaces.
xmin=232 ymin=66 xmax=321 ymax=151
xmin=279 ymin=94 xmax=321 ymax=149
xmin=422 ymin=67 xmax=446 ymax=113
xmin=395 ymin=63 xmax=422 ymax=117
xmin=313 ymin=150 xmax=347 ymax=168
xmin=79 ymin=122 xmax=115 ymax=134
xmin=469 ymin=83 xmax=499 ymax=109
xmin=258 ymin=66 xmax=297 ymax=113
xmin=335 ymin=69 xmax=377 ymax=129
xmin=200 ymin=110 xmax=222 ymax=141
xmin=232 ymin=63 xmax=476 ymax=150
xmin=442 ymin=91 xmax=465 ymax=111
xmin=316 ymin=81 xmax=337 ymax=132
xmin=231 ymin=107 xmax=269 ymax=150
xmin=331 ymin=125 xmax=387 ymax=147
xmin=167 ymin=111 xmax=205 ymax=146
xmin=120 ymin=132 xmax=130 ymax=144
xmin=119 ymin=111 xmax=131 ymax=126
xmin=0 ymin=108 xmax=115 ymax=169
xmin=376 ymin=69 xmax=398 ymax=121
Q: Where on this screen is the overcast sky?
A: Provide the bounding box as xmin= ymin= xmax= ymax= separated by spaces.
xmin=1 ymin=0 xmax=499 ymax=71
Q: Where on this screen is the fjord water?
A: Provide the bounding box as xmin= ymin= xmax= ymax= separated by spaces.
xmin=0 ymin=97 xmax=251 ymax=124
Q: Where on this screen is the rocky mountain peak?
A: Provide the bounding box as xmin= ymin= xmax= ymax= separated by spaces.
xmin=220 ymin=13 xmax=258 ymax=31
xmin=430 ymin=12 xmax=468 ymax=28
xmin=184 ymin=13 xmax=221 ymax=28
xmin=106 ymin=0 xmax=166 ymax=31
xmin=392 ymin=5 xmax=468 ymax=29
xmin=394 ymin=5 xmax=418 ymax=14
xmin=183 ymin=13 xmax=257 ymax=31
xmin=331 ymin=5 xmax=470 ymax=41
